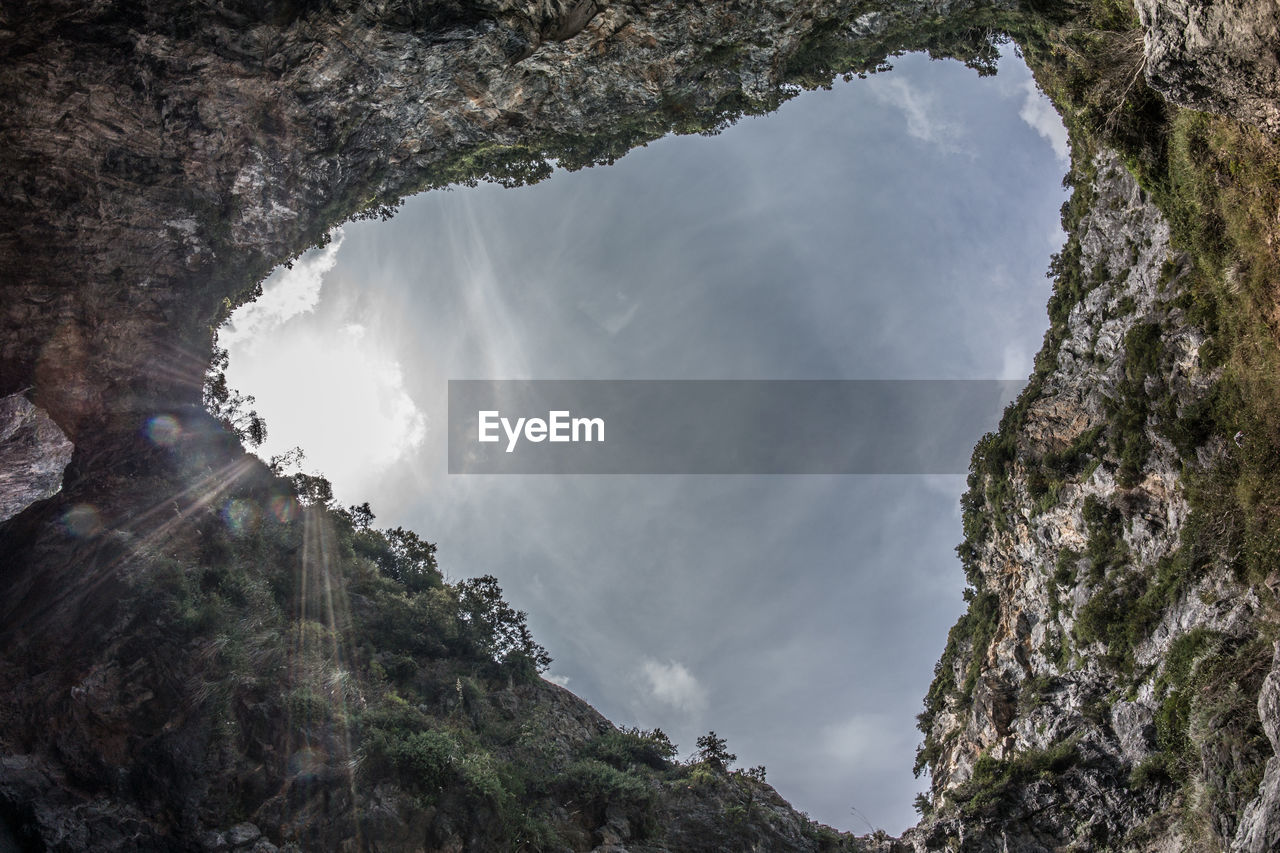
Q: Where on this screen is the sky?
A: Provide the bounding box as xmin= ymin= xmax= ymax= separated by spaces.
xmin=222 ymin=51 xmax=1070 ymax=834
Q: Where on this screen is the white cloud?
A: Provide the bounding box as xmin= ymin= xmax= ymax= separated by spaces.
xmin=544 ymin=673 xmax=572 ymax=688
xmin=220 ymin=235 xmax=428 ymax=501
xmin=867 ymin=77 xmax=965 ymax=154
xmin=602 ymin=300 xmax=641 ymax=336
xmin=220 ymin=229 xmax=346 ymax=349
xmin=1018 ymin=80 xmax=1069 ymax=162
xmin=236 ymin=322 xmax=425 ymax=491
xmin=641 ymin=659 xmax=708 ymax=714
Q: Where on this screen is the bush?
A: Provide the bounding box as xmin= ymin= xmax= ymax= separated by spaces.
xmin=695 ymin=731 xmax=737 ymax=770
xmin=951 ymin=741 xmax=1080 ymax=815
xmin=1083 ymin=495 xmax=1127 ymax=580
xmin=584 ymin=727 xmax=678 ymax=771
xmin=362 ymin=725 xmax=460 ymax=798
xmin=456 ymin=575 xmax=552 ymax=676
xmin=561 ymin=759 xmax=654 ymax=807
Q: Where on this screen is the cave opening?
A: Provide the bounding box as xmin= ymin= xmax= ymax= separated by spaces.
xmin=213 ymin=50 xmax=1069 ymax=832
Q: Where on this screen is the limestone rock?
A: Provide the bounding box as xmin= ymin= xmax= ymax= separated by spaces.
xmin=0 ymin=394 xmax=73 ymax=523
xmin=1232 ymin=642 xmax=1280 ymax=852
xmin=1136 ymin=0 xmax=1280 ymax=134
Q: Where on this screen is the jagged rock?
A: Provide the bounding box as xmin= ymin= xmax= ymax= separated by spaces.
xmin=0 ymin=0 xmax=1013 ymax=455
xmin=907 ymin=148 xmax=1264 ymax=850
xmin=199 ymin=829 xmax=229 ymax=851
xmin=1136 ymin=0 xmax=1280 ymax=134
xmin=1232 ymin=642 xmax=1280 ymax=852
xmin=1110 ymin=700 xmax=1156 ymax=766
xmin=0 ymin=394 xmax=73 ymax=523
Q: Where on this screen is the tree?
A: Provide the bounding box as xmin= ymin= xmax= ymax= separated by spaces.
xmin=203 ymin=340 xmax=268 ymax=448
xmin=348 ymin=502 xmax=375 ymax=531
xmin=290 ymin=472 xmax=333 ymax=506
xmin=268 ymin=446 xmax=306 ymax=475
xmin=456 ymin=575 xmax=552 ymax=675
xmin=695 ymin=731 xmax=736 ymax=770
xmin=377 ymin=527 xmax=440 ymax=593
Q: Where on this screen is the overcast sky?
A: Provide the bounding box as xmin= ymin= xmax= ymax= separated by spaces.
xmin=223 ymin=51 xmax=1069 ymax=833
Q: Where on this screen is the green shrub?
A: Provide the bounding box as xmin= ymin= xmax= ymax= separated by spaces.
xmin=951 ymin=740 xmax=1080 ymax=816
xmin=584 ymin=727 xmax=678 ymax=771
xmin=286 ymin=687 xmax=332 ymax=723
xmin=1128 ymin=753 xmax=1175 ymax=789
xmin=1083 ymin=495 xmax=1127 ymax=580
xmin=362 ymin=725 xmax=460 ymax=798
xmin=561 ymin=759 xmax=654 ymax=808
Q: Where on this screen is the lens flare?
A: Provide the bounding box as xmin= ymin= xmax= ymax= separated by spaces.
xmin=144 ymin=414 xmax=182 ymax=447
xmin=62 ymin=504 xmax=102 ymax=537
xmin=222 ymin=498 xmax=259 ymax=535
xmin=269 ymin=494 xmax=300 ymax=524
xmin=287 ymin=746 xmax=326 ymax=781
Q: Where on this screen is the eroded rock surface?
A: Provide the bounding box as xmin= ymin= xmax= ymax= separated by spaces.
xmin=0 ymin=394 xmax=73 ymax=523
xmin=904 ymin=149 xmax=1276 ymax=851
xmin=1136 ymin=0 xmax=1280 ymax=134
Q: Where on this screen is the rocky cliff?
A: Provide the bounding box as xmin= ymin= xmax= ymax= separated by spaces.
xmin=905 ymin=146 xmax=1273 ymax=851
xmin=901 ymin=5 xmax=1280 ymax=847
xmin=1 ymin=0 xmax=1279 ymax=851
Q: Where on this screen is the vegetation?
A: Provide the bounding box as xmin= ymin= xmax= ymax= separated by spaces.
xmin=915 ymin=587 xmax=1000 ymax=774
xmin=695 ymin=731 xmax=738 ymax=770
xmin=193 ymin=0 xmax=1280 ymax=840
xmin=136 ymin=416 xmax=851 ymax=846
xmin=1146 ymin=632 xmax=1273 ymax=840
xmin=583 ymin=727 xmax=679 ymax=771
xmin=947 ymin=740 xmax=1081 ymax=817
xmin=203 ymin=339 xmax=268 ymax=448
xmin=912 ymin=0 xmax=1280 ymax=841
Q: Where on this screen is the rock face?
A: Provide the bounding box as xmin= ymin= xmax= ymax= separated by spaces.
xmin=1 ymin=0 xmax=1279 ymax=850
xmin=901 ymin=149 xmax=1224 ymax=850
xmin=1136 ymin=0 xmax=1280 ymax=134
xmin=1235 ymin=642 xmax=1280 ymax=853
xmin=0 ymin=394 xmax=74 ymax=522
xmin=900 ymin=135 xmax=1280 ymax=848
xmin=0 ymin=0 xmax=1007 ymax=454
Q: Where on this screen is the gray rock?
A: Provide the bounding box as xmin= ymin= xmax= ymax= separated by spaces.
xmin=0 ymin=395 xmax=73 ymax=523
xmin=911 ymin=150 xmax=1240 ymax=850
xmin=225 ymin=823 xmax=261 ymax=847
xmin=198 ymin=830 xmax=228 ymax=851
xmin=1232 ymin=642 xmax=1280 ymax=852
xmin=1136 ymin=0 xmax=1280 ymax=134
xmin=1111 ymin=700 xmax=1156 ymax=766
xmin=0 ymin=0 xmax=1276 ymax=849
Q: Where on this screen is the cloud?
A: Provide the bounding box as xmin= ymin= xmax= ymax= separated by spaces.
xmin=250 ymin=323 xmax=425 ymax=479
xmin=220 ymin=229 xmax=346 ymax=348
xmin=214 ymin=227 xmax=430 ymax=500
xmin=602 ymin=300 xmax=641 ymax=336
xmin=1018 ymin=80 xmax=1069 ymax=162
xmin=544 ymin=673 xmax=572 ymax=688
xmin=821 ymin=713 xmax=910 ymax=769
xmin=867 ymin=77 xmax=965 ymax=154
xmin=1000 ymin=341 xmax=1035 ymax=381
xmin=641 ymin=659 xmax=708 ymax=714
